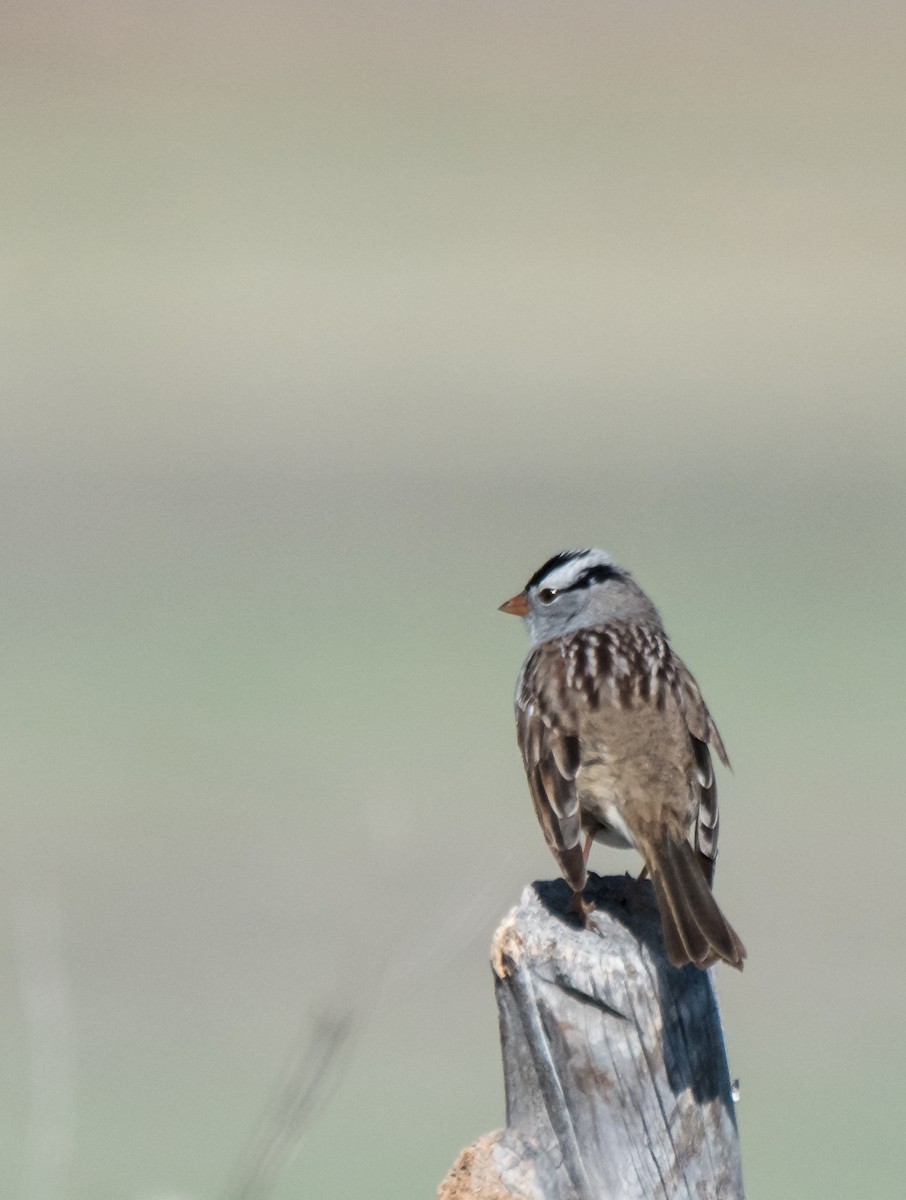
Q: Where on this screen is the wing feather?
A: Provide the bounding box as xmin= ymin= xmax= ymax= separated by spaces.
xmin=691 ymin=736 xmax=720 ymax=885
xmin=672 ymin=655 xmax=729 ymax=767
xmin=670 ymin=652 xmax=729 ymax=884
xmin=515 ymin=648 xmax=586 ymax=892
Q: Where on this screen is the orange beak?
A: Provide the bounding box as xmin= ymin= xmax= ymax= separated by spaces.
xmin=498 ymin=591 xmax=529 ymax=617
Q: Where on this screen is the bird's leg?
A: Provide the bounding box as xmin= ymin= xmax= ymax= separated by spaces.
xmin=628 ymin=861 xmax=650 ymax=914
xmin=567 ymin=831 xmax=600 ymax=926
xmin=557 ymin=831 xmax=597 ymax=927
xmin=570 ymin=889 xmax=595 ymax=926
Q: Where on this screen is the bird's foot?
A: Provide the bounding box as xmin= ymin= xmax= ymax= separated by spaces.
xmin=569 ymin=890 xmax=596 ymax=928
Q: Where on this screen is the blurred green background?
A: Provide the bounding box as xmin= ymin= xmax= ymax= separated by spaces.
xmin=2 ymin=2 xmax=904 ymax=1197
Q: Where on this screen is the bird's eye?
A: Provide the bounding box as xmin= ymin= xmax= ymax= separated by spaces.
xmin=538 ymin=587 xmax=559 ymax=604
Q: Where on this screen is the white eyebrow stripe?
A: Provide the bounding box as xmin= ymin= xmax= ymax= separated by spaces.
xmin=539 ymin=550 xmax=613 ymax=591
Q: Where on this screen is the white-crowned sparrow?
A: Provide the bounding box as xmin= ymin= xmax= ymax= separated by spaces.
xmin=500 ymin=549 xmax=745 ymax=970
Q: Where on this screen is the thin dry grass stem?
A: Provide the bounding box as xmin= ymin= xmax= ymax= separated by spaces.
xmin=220 ymin=1012 xmax=353 ymax=1200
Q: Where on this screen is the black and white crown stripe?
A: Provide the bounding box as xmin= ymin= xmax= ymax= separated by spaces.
xmin=525 ymin=549 xmax=621 ymax=596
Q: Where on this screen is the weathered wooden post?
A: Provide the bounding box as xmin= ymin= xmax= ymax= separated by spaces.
xmin=439 ymin=873 xmax=744 ymax=1200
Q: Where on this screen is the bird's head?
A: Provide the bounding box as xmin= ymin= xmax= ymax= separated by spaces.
xmin=499 ymin=549 xmax=661 ymax=645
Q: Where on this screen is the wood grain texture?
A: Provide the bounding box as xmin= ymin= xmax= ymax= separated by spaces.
xmin=440 ymin=874 xmax=744 ymax=1200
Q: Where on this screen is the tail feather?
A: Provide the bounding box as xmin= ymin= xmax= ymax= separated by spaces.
xmin=648 ymin=839 xmax=746 ymax=971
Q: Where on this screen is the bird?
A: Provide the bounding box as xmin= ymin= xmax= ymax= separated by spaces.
xmin=499 ymin=548 xmax=745 ymax=970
